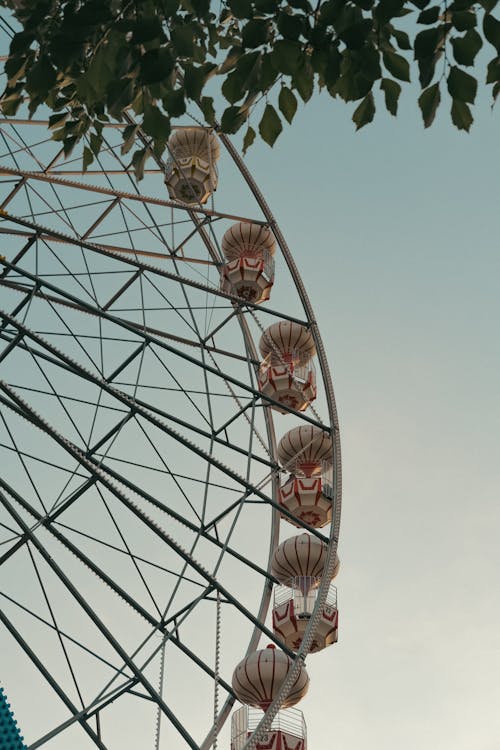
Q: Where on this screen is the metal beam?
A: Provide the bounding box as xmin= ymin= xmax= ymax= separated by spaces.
xmin=0 ymin=488 xmax=202 ymax=750
xmin=0 ymin=259 xmax=327 ymax=429
xmin=0 ymin=607 xmax=110 ymax=750
xmin=28 ymin=679 xmax=139 ymax=750
xmin=0 ymin=227 xmax=218 ymax=264
xmin=0 ymin=323 xmax=328 ymax=539
xmin=0 ymin=391 xmax=283 ymax=580
xmin=0 ymin=384 xmax=295 ymax=656
xmin=0 ymin=219 xmax=308 ymax=327
xmin=0 ymin=165 xmax=265 ymax=225
xmin=0 ymin=478 xmax=237 ymax=700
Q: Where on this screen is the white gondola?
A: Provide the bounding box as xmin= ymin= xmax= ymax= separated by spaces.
xmin=277 ymin=425 xmax=335 ymax=528
xmin=231 ymin=706 xmax=307 ymax=750
xmin=273 ymin=578 xmax=338 ymax=653
xmin=220 ymin=222 xmax=276 ymax=303
xmin=165 ymin=127 xmax=220 ymax=204
xmin=232 ymin=645 xmax=309 ymax=710
xmin=258 ymin=322 xmax=317 ymax=413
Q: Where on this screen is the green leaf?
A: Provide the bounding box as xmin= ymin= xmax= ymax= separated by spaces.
xmin=339 ymin=19 xmax=373 ymax=49
xmin=414 ymin=24 xmax=449 ymax=60
xmin=222 ymin=69 xmax=245 ymax=103
xmin=48 ymin=112 xmax=69 ymax=130
xmin=236 ymin=50 xmax=261 ymax=78
xmin=380 ymin=77 xmax=401 ymax=115
xmin=219 ymin=46 xmax=243 ymax=74
xmin=77 ymin=57 xmax=109 ymax=106
xmin=184 ymin=65 xmax=205 ymax=100
xmin=319 ymin=0 xmax=341 ymax=25
xmin=9 ymin=31 xmax=35 ymax=57
xmin=391 ymin=28 xmax=412 ymax=50
xmin=171 ymin=25 xmax=195 ymax=57
xmin=132 ymin=147 xmax=148 ymax=181
xmin=121 ymin=124 xmax=138 ymax=156
xmin=452 ymin=11 xmax=477 ymax=31
xmin=447 ymin=65 xmax=478 ymax=103
xmin=107 ymin=79 xmax=135 ymax=119
xmin=418 ymin=6 xmax=440 ymax=24
xmin=239 ymin=51 xmax=263 ymax=90
xmin=0 ymin=88 xmax=23 ymax=117
xmin=89 ymin=131 xmax=103 ymax=156
xmin=480 ymin=0 xmax=498 ymax=12
xmin=142 ymin=103 xmax=171 ymax=141
xmin=140 ymin=48 xmax=176 ymax=84
xmin=254 ymin=0 xmax=279 ymax=11
xmin=25 ymin=55 xmax=56 ymax=97
xmin=241 ymin=19 xmax=270 ymax=48
xmin=259 ymin=53 xmax=278 ymax=89
xmin=229 ymin=0 xmax=253 ymax=18
xmin=414 ymin=25 xmax=449 ymax=86
xmin=131 ymin=17 xmax=164 ymax=44
xmin=163 ymin=87 xmax=186 ymax=117
xmin=259 ymin=104 xmax=282 ymax=146
xmin=315 ymin=46 xmax=342 ymax=90
xmin=418 ymin=81 xmax=440 ymax=127
xmin=63 ymin=136 xmax=78 ymax=159
xmin=199 ymin=96 xmax=216 ymax=125
xmin=450 ymin=99 xmax=473 ymax=130
xmin=484 ymin=13 xmax=500 ymax=52
xmin=451 ymin=29 xmax=483 ymax=66
xmin=417 ymin=51 xmax=442 ymax=87
xmin=239 ymin=92 xmax=259 ymax=116
xmin=288 ymin=0 xmax=311 ymax=9
xmin=277 ymin=11 xmax=304 ymax=41
xmin=334 ymin=56 xmax=374 ymax=102
xmin=278 ymin=86 xmax=298 ymax=123
xmin=271 ymin=39 xmax=302 ymax=75
xmin=486 ymin=56 xmax=500 ymax=83
xmin=352 ymin=91 xmax=375 ymax=129
xmin=82 ymin=146 xmax=94 ymax=171
xmin=382 ymin=48 xmax=410 ymax=81
xmin=375 ymin=0 xmax=406 ymax=23
xmin=220 ymin=105 xmax=247 ymax=133
xmin=310 ymin=47 xmax=328 ymax=78
xmin=271 ymin=40 xmax=303 ymax=75
xmin=292 ymin=60 xmax=314 ymax=101
xmin=5 ymin=53 xmax=29 ymax=87
xmin=191 ymin=0 xmax=210 ymax=16
xmin=184 ymin=63 xmax=216 ymax=101
xmin=353 ymin=43 xmax=382 ymax=81
xmin=242 ymin=125 xmax=256 ymax=154
xmin=163 ymin=0 xmax=181 ymax=12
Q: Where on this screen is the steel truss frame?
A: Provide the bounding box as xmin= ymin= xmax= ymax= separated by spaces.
xmin=0 ymin=103 xmax=341 ymax=750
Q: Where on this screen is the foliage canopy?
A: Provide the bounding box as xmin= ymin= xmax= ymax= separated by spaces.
xmin=0 ymin=0 xmax=498 ymax=177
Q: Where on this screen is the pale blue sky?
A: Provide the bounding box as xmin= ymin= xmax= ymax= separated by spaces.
xmin=238 ymin=79 xmax=500 ymax=749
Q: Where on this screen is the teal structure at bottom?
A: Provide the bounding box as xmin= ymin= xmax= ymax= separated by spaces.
xmin=0 ymin=687 xmax=27 ymax=750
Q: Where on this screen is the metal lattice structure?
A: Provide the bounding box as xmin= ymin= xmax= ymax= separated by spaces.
xmin=0 ymin=19 xmax=342 ymax=750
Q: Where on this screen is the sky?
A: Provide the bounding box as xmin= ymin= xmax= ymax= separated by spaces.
xmin=1 ymin=11 xmax=500 ymax=750
xmin=240 ymin=79 xmax=500 ymax=749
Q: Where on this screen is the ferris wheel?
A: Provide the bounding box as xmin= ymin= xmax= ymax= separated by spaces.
xmin=0 ymin=28 xmax=342 ymax=750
